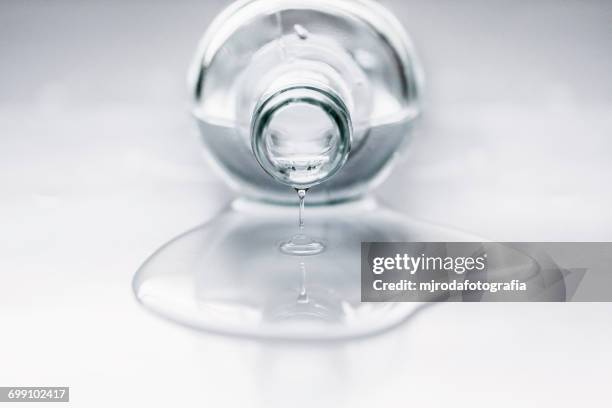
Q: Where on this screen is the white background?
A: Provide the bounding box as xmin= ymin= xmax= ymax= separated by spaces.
xmin=1 ymin=1 xmax=611 ymax=406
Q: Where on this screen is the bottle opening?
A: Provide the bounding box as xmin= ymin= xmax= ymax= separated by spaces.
xmin=251 ymin=86 xmax=352 ymax=189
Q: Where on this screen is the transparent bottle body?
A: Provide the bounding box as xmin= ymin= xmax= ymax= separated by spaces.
xmin=190 ymin=0 xmax=422 ymax=203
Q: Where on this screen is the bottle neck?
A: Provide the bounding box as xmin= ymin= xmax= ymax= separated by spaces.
xmin=251 ymin=84 xmax=352 ymax=189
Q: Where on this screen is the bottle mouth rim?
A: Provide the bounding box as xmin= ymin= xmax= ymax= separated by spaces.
xmin=251 ymin=85 xmax=353 ymax=189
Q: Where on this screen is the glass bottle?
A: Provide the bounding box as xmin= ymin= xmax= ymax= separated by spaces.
xmin=189 ymin=0 xmax=423 ymax=203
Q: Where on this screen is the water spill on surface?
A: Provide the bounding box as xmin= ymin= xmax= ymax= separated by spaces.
xmin=279 ymin=188 xmax=325 ymax=256
xmin=132 ymin=197 xmax=472 ymax=339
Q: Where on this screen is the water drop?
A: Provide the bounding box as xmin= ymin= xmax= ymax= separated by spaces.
xmin=293 ymin=24 xmax=309 ymax=40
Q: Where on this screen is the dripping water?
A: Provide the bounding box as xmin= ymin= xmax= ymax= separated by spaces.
xmin=279 ymin=188 xmax=324 ymax=256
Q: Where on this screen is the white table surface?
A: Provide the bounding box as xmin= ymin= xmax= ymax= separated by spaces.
xmin=1 ymin=1 xmax=611 ymax=407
